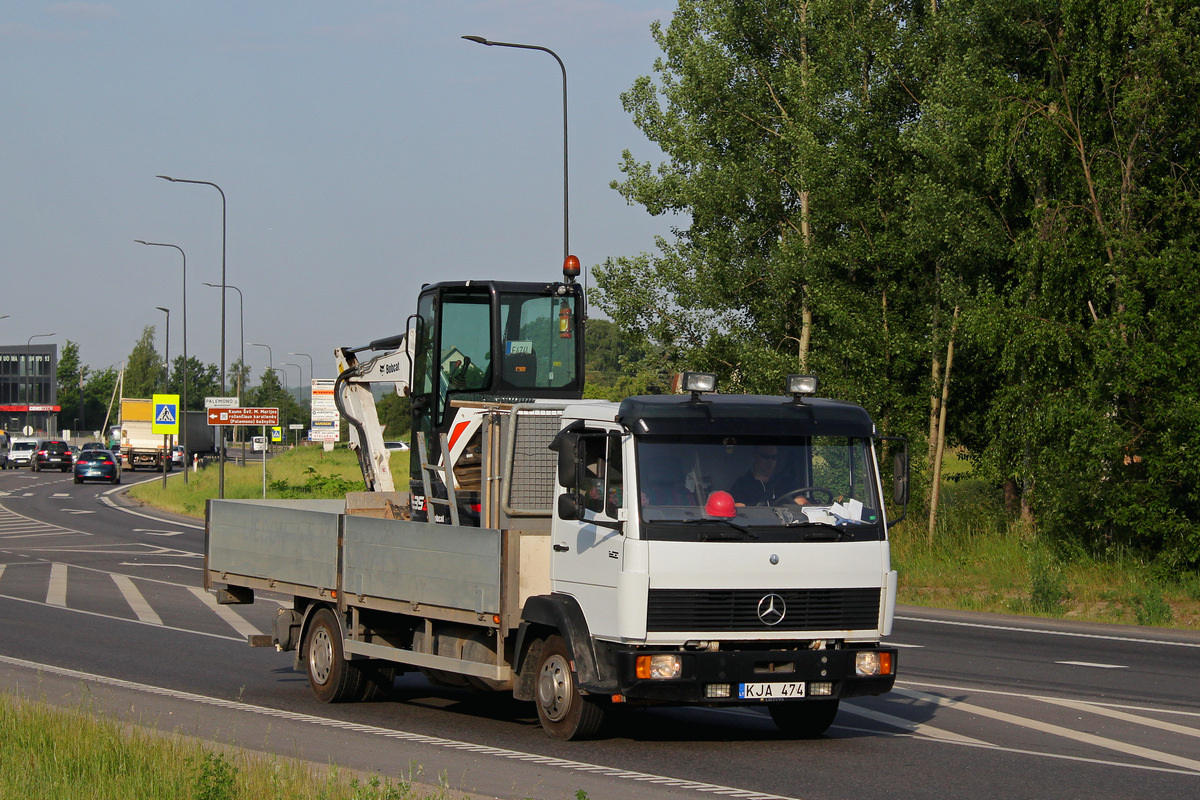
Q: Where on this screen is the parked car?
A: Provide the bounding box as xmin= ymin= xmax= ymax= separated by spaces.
xmin=6 ymin=439 xmax=40 ymax=469
xmin=73 ymin=450 xmax=121 ymax=485
xmin=32 ymin=439 xmax=73 ymax=472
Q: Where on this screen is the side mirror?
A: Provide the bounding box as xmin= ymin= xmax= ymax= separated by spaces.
xmin=893 ymin=449 xmax=909 ymax=506
xmin=556 ymin=434 xmax=580 ymax=489
xmin=557 ymin=491 xmax=583 ymax=521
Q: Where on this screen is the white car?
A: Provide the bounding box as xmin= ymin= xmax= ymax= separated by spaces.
xmin=383 ymin=441 xmax=410 ymax=452
xmin=171 ymin=445 xmax=186 ymax=466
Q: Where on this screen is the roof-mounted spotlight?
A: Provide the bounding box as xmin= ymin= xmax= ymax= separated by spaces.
xmin=682 ymin=371 xmax=718 ymax=400
xmin=787 ymin=374 xmax=819 ymax=402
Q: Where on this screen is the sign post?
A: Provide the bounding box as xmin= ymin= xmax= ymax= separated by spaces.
xmin=152 ymin=393 xmax=180 ymax=488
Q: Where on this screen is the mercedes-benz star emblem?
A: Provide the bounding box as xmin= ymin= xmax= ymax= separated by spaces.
xmin=757 ymin=593 xmax=787 ymax=626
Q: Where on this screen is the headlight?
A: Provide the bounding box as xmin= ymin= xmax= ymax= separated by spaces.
xmin=636 ymin=654 xmax=682 ymax=679
xmin=855 ymin=651 xmax=893 ymax=676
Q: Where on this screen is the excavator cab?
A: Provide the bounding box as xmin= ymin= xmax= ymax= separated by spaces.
xmin=336 ymin=258 xmax=585 ymax=523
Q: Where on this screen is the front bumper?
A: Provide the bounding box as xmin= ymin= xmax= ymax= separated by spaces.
xmin=602 ymin=645 xmax=897 ymax=704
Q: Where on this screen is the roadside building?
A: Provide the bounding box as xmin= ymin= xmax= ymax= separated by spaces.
xmin=0 ymin=343 xmax=59 ymax=436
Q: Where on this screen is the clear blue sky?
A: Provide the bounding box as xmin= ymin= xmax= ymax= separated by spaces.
xmin=1 ymin=1 xmax=678 ymax=385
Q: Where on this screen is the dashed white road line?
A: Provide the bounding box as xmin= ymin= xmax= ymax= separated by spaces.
xmin=187 ymin=585 xmax=262 ymax=639
xmin=1056 ymin=660 xmax=1128 ymax=669
xmin=47 ymin=562 xmax=68 ymax=606
xmin=111 ymin=573 xmax=163 ymax=625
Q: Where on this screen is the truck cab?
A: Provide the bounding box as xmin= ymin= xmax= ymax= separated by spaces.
xmin=536 ymin=377 xmax=901 ymax=736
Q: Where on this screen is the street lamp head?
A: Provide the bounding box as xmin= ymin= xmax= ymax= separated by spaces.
xmin=156 ymin=306 xmax=169 ymax=314
xmin=135 ymin=239 xmax=148 ymax=245
xmin=156 ymin=175 xmax=176 ymax=182
xmin=462 ymin=35 xmax=491 ymax=45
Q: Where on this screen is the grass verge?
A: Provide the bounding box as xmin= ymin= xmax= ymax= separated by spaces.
xmin=127 ymin=445 xmax=408 ymax=518
xmin=891 ymin=477 xmax=1200 ymax=630
xmin=0 ymin=691 xmax=448 ymax=800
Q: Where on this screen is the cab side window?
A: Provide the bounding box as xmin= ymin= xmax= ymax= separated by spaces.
xmin=579 ymin=433 xmax=623 ymax=517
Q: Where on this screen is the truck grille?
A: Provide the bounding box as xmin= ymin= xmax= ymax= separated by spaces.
xmin=646 ymin=588 xmax=880 ymax=632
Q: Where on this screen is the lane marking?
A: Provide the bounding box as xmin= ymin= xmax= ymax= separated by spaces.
xmin=187 ymin=586 xmax=262 ymax=639
xmin=111 ymin=574 xmax=163 ymax=625
xmin=47 ymin=562 xmax=68 ymax=606
xmin=1056 ymin=660 xmax=1128 ymax=669
xmin=133 ymin=528 xmax=186 ymax=537
xmin=100 ymin=492 xmax=205 ymax=530
xmin=838 ymin=702 xmax=988 ymax=744
xmin=893 ymin=687 xmax=1200 ymax=773
xmin=899 ymin=679 xmax=1200 ymax=719
xmin=0 ymin=590 xmax=244 ymax=641
xmin=0 ymin=652 xmax=799 ymax=800
xmin=898 ymin=614 xmax=1200 ymax=649
xmin=1035 ymin=696 xmax=1200 ymax=740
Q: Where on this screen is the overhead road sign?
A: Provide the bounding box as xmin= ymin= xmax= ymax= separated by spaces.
xmin=206 ymin=407 xmax=280 ymax=427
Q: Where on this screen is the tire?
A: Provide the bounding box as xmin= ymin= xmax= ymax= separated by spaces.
xmin=302 ymin=607 xmax=393 ymax=703
xmin=768 ymin=699 xmax=840 ymax=738
xmin=61 ymin=466 xmax=69 ymax=472
xmin=534 ymin=635 xmax=606 ymax=740
xmin=73 ymin=476 xmax=82 ymax=484
xmin=112 ymin=476 xmax=121 ymax=485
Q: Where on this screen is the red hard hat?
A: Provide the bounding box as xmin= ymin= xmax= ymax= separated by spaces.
xmin=705 ymin=490 xmax=737 ymax=518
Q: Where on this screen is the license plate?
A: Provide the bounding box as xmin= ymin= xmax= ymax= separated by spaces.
xmin=739 ymin=681 xmax=806 ymax=699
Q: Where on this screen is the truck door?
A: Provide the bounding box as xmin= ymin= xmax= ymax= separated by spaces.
xmin=552 ymin=427 xmax=623 ymax=638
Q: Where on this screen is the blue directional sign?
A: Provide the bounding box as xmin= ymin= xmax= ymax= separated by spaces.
xmin=152 ymin=393 xmax=180 ymax=435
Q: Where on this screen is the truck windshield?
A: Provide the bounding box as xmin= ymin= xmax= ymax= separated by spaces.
xmin=636 ymin=436 xmax=884 ymax=541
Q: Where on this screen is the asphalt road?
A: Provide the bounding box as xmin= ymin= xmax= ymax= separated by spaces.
xmin=1 ymin=465 xmax=1198 ymax=800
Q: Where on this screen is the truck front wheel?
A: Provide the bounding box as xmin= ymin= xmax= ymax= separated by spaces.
xmin=534 ymin=635 xmax=605 ymax=740
xmin=768 ymin=699 xmax=840 ymax=738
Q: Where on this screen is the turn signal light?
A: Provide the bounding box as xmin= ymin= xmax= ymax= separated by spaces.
xmin=635 ymin=654 xmax=682 ymax=680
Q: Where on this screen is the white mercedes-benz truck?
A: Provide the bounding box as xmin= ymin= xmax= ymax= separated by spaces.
xmin=205 ymin=260 xmax=906 ymax=740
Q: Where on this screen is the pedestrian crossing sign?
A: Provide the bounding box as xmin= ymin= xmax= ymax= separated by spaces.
xmin=152 ymin=393 xmax=180 ymax=435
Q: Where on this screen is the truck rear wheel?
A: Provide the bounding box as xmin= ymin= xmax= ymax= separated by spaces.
xmin=303 ymin=608 xmax=394 ymax=703
xmin=534 ymin=635 xmax=605 ymax=740
xmin=768 ymin=699 xmax=840 ymax=738
xmin=304 ymin=608 xmax=366 ymax=703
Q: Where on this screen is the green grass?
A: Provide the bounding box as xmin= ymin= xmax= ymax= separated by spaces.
xmin=891 ymin=476 xmax=1200 ymax=630
xmin=128 ymin=445 xmax=410 ymax=518
xmin=0 ymin=692 xmax=443 ymax=800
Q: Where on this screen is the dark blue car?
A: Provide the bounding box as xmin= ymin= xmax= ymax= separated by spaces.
xmin=73 ymin=450 xmax=121 ymax=485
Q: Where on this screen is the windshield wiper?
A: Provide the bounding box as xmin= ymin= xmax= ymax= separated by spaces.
xmin=675 ymin=517 xmax=759 ymax=541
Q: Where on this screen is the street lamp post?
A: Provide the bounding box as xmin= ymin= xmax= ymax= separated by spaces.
xmin=248 ymin=342 xmax=273 ymax=378
xmin=137 ymin=240 xmax=190 ymax=482
xmin=283 ymin=363 xmax=303 ymax=446
xmin=203 ymin=281 xmax=244 ymax=463
xmin=25 ymin=333 xmax=55 ymax=435
xmin=462 ymin=35 xmax=569 ymax=260
xmin=156 ymin=307 xmax=170 ymax=387
xmin=156 ymin=306 xmax=170 ymax=487
xmin=268 ymin=366 xmax=288 ymax=448
xmin=158 ymin=174 xmax=227 ymax=497
xmin=288 ymin=351 xmax=314 ymax=388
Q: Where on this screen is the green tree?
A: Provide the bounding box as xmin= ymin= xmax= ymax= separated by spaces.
xmin=56 ymin=340 xmax=88 ymax=432
xmin=377 ymin=391 xmax=411 ymax=438
xmin=123 ymin=325 xmax=162 ymax=399
xmin=164 ymin=356 xmax=221 ymax=410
